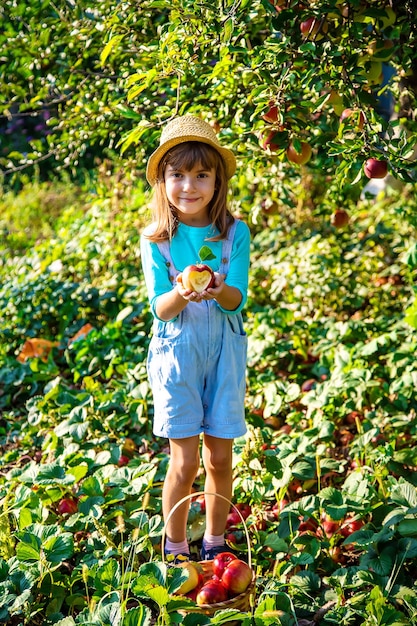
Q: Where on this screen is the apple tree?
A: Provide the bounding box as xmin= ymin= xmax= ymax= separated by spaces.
xmin=0 ymin=0 xmax=416 ymax=205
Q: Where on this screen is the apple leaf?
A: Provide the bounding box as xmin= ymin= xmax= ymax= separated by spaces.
xmin=198 ymin=245 xmax=216 ymax=262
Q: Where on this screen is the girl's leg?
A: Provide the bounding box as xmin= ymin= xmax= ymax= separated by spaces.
xmin=201 ymin=434 xmax=233 ymax=536
xmin=163 ymin=436 xmax=200 ymax=544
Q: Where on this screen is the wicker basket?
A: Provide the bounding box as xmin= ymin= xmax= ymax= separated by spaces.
xmin=162 ymin=491 xmax=256 ymax=616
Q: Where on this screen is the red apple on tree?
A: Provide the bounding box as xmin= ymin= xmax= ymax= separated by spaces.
xmin=261 ymin=199 xmax=279 ymax=216
xmin=286 ymin=141 xmax=312 ymax=165
xmin=212 ymin=551 xmax=237 ymax=578
xmin=261 ymin=130 xmax=281 ymax=152
xmin=339 ymin=108 xmax=365 ymax=130
xmin=262 ymin=102 xmax=279 ymax=124
xmin=331 ymin=209 xmax=350 ymax=228
xmin=300 ymin=16 xmax=328 ymax=40
xmin=221 ymin=559 xmax=253 ymax=596
xmin=196 ymin=579 xmax=228 ymax=605
xmin=364 ymin=158 xmax=388 ymax=179
xmin=268 ymin=0 xmax=288 ymax=13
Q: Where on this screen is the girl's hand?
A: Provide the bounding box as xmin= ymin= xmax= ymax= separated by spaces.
xmin=204 ymin=272 xmax=226 ymax=300
xmin=176 ymin=273 xmax=202 ymax=302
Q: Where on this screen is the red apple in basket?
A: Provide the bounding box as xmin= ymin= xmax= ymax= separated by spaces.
xmin=196 ymin=579 xmax=228 ymax=605
xmin=221 ymin=559 xmax=253 ymax=596
xmin=180 ymin=263 xmax=215 ymax=293
xmin=212 ymin=551 xmax=237 ymax=578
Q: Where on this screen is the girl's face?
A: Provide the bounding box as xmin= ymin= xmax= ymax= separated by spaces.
xmin=164 ymin=162 xmax=216 ymax=226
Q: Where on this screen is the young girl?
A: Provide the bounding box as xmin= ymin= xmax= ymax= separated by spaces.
xmin=140 ymin=115 xmax=250 ymax=563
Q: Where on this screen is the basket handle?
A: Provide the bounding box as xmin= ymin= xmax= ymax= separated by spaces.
xmin=161 ymin=490 xmax=252 ymax=568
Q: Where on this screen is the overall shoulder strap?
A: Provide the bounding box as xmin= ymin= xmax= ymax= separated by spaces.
xmin=156 ymin=241 xmax=179 ymax=283
xmin=219 ymin=219 xmax=239 ymax=275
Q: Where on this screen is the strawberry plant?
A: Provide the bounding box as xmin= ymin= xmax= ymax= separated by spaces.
xmin=1 ymin=175 xmax=417 ymax=624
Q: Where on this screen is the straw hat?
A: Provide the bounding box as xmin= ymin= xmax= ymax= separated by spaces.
xmin=146 ymin=115 xmax=236 ymax=186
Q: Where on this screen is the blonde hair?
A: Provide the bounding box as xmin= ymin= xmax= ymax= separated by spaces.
xmin=145 ymin=142 xmax=234 ymax=243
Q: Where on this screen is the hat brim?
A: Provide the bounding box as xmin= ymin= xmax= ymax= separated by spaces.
xmin=146 ymin=135 xmax=236 ymax=186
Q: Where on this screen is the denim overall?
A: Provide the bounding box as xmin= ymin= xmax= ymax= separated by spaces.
xmin=147 ymin=220 xmax=247 ymax=440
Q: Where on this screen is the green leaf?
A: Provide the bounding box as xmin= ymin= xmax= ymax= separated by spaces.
xmin=166 ymin=566 xmax=189 ymax=594
xmin=397 ymin=537 xmax=417 ymax=559
xmin=404 ymin=298 xmax=417 ymax=329
xmin=361 ymin=545 xmax=396 ymax=576
xmin=67 ymin=463 xmax=89 ymax=483
xmin=18 ymin=508 xmax=33 ymax=530
xmin=198 ymin=245 xmax=216 ymax=262
xmin=403 ymin=244 xmax=417 ymax=268
xmin=137 ymin=562 xmax=167 ymax=587
xmin=290 ymin=570 xmax=321 ymax=595
xmin=209 ymin=608 xmax=249 ymax=623
xmin=222 ymin=18 xmax=234 ymax=44
xmin=285 ymin=382 xmax=301 ymax=402
xmin=292 ymin=460 xmax=315 ymax=480
xmin=342 ymin=529 xmax=375 ymax=546
xmin=383 ymin=508 xmax=410 ymax=527
xmin=291 ymin=551 xmax=315 ymax=565
xmin=145 ymin=585 xmax=170 ymax=607
xmin=43 ymin=533 xmax=74 ymax=564
xmin=100 ymin=35 xmax=124 ymax=65
xmin=36 ymin=463 xmax=75 ymax=485
xmin=116 ymin=105 xmax=143 ymax=121
xmin=264 ymin=533 xmax=288 ymax=553
xmin=390 ymin=481 xmax=417 ymax=508
xmin=122 ymin=604 xmax=153 ymax=626
xmin=15 ymin=533 xmax=41 ymax=562
xmin=397 ymin=518 xmax=417 ymax=538
xmin=92 ymin=559 xmax=121 ymax=596
xmin=264 ymin=454 xmax=282 ymax=478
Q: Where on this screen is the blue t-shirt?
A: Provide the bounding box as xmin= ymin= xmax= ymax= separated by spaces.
xmin=140 ymin=220 xmax=251 ymax=320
